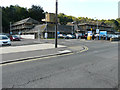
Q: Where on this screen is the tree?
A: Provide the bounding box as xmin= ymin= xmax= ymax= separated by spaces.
xmin=2 ymin=5 xmax=29 ymax=32
xmin=28 ymin=5 xmax=45 ymax=21
xmin=2 ymin=5 xmax=45 ymax=33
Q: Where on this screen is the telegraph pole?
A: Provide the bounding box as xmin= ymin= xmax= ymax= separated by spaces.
xmin=55 ymin=0 xmax=58 ymax=48
xmin=10 ymin=22 xmax=12 ymax=34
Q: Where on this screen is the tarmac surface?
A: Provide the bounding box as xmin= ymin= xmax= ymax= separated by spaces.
xmin=1 ymin=39 xmax=119 ymax=88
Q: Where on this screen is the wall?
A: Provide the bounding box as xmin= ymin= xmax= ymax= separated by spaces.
xmin=20 ymin=35 xmax=35 ymax=39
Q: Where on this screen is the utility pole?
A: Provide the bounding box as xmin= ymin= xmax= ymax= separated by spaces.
xmin=46 ymin=14 xmax=48 ymax=39
xmin=10 ymin=22 xmax=12 ymax=35
xmin=55 ymin=0 xmax=58 ymax=48
xmin=46 ymin=22 xmax=47 ymax=39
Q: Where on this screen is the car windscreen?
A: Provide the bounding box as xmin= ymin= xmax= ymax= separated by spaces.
xmin=0 ymin=36 xmax=8 ymax=40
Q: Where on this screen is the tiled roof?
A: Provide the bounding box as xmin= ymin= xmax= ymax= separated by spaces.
xmin=12 ymin=17 xmax=39 ymax=26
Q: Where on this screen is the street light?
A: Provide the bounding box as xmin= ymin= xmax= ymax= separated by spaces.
xmin=55 ymin=0 xmax=58 ymax=48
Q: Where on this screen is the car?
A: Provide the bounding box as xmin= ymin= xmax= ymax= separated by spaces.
xmin=81 ymin=34 xmax=88 ymax=39
xmin=76 ymin=33 xmax=83 ymax=39
xmin=107 ymin=34 xmax=115 ymax=40
xmin=58 ymin=34 xmax=67 ymax=39
xmin=66 ymin=34 xmax=75 ymax=39
xmin=0 ymin=35 xmax=11 ymax=46
xmin=10 ymin=35 xmax=21 ymax=41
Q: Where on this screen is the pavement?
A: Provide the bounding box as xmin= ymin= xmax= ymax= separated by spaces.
xmin=0 ymin=42 xmax=84 ymax=64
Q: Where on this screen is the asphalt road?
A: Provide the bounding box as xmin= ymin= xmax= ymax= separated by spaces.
xmin=2 ymin=39 xmax=119 ymax=88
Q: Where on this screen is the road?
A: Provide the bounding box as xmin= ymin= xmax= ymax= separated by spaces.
xmin=2 ymin=39 xmax=119 ymax=88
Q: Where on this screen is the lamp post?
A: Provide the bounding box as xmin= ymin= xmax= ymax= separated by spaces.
xmin=55 ymin=0 xmax=58 ymax=48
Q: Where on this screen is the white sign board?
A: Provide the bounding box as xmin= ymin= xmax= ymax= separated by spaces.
xmin=96 ymin=29 xmax=99 ymax=34
xmin=45 ymin=33 xmax=48 ymax=39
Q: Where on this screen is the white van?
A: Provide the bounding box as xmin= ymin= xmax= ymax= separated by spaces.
xmin=0 ymin=35 xmax=11 ymax=46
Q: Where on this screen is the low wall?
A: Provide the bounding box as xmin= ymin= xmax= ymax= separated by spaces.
xmin=20 ymin=35 xmax=35 ymax=39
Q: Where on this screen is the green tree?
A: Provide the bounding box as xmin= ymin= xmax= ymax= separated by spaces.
xmin=28 ymin=5 xmax=45 ymax=21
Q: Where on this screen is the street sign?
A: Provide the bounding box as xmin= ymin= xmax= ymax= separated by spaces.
xmin=45 ymin=33 xmax=48 ymax=39
xmin=99 ymin=31 xmax=107 ymax=40
xmin=100 ymin=31 xmax=107 ymax=36
xmin=96 ymin=29 xmax=99 ymax=34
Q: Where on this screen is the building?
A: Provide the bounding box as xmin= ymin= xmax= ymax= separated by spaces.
xmin=77 ymin=23 xmax=113 ymax=34
xmin=42 ymin=13 xmax=59 ymax=24
xmin=11 ymin=14 xmax=73 ymax=38
xmin=11 ymin=17 xmax=40 ymax=34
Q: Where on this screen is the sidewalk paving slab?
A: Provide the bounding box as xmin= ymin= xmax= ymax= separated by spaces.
xmin=0 ymin=43 xmax=84 ymax=64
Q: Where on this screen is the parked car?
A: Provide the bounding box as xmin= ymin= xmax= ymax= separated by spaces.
xmin=0 ymin=35 xmax=11 ymax=46
xmin=10 ymin=35 xmax=21 ymax=41
xmin=76 ymin=33 xmax=83 ymax=39
xmin=58 ymin=34 xmax=67 ymax=39
xmin=81 ymin=33 xmax=88 ymax=39
xmin=66 ymin=34 xmax=75 ymax=39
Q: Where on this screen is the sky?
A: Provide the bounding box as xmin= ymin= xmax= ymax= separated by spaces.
xmin=0 ymin=0 xmax=120 ymax=20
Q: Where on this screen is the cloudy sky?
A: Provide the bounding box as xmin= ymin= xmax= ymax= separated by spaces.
xmin=0 ymin=0 xmax=119 ymax=19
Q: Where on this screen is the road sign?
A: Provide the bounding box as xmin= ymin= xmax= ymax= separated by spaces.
xmin=96 ymin=29 xmax=99 ymax=34
xmin=100 ymin=31 xmax=107 ymax=36
xmin=45 ymin=33 xmax=48 ymax=39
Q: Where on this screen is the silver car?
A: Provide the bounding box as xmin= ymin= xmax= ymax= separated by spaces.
xmin=0 ymin=35 xmax=11 ymax=46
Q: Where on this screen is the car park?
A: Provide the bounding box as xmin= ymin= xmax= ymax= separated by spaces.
xmin=10 ymin=35 xmax=21 ymax=41
xmin=0 ymin=35 xmax=11 ymax=46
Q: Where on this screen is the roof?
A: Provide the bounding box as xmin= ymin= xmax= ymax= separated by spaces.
xmin=78 ymin=23 xmax=112 ymax=28
xmin=23 ymin=24 xmax=73 ymax=33
xmin=12 ymin=17 xmax=40 ymax=26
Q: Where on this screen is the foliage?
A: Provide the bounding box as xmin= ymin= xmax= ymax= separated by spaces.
xmin=2 ymin=5 xmax=120 ymax=33
xmin=2 ymin=5 xmax=45 ymax=33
